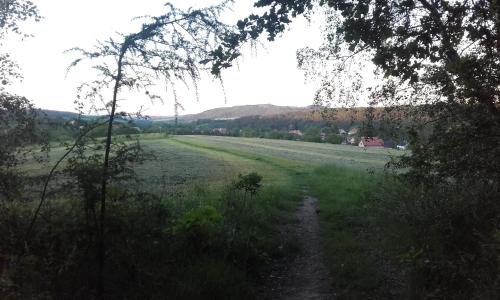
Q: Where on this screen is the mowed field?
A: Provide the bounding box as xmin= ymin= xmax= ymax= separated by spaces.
xmin=28 ymin=134 xmax=400 ymax=190
xmin=171 ymin=135 xmax=399 ymax=169
xmin=134 ymin=135 xmax=400 ymax=190
xmin=114 ymin=134 xmax=398 ymax=194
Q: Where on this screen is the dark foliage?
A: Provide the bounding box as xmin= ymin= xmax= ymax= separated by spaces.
xmin=211 ymin=0 xmax=500 ymax=298
xmin=234 ymin=172 xmax=263 ymax=195
xmin=0 ymin=94 xmax=47 ymax=201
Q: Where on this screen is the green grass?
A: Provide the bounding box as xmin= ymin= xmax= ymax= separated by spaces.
xmin=20 ymin=134 xmax=399 ymax=298
xmin=305 ymin=165 xmax=386 ymax=298
xmin=153 ymin=135 xmax=394 ymax=298
xmin=163 ymin=136 xmax=396 ymax=298
xmin=172 ymin=135 xmax=399 ymax=170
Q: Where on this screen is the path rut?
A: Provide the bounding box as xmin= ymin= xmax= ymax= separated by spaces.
xmin=262 ymin=192 xmax=334 ymax=299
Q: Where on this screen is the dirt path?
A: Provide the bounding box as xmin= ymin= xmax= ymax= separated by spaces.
xmin=262 ymin=192 xmax=334 ymax=299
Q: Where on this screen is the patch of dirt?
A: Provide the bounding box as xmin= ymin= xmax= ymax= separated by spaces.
xmin=260 ymin=192 xmax=335 ymax=299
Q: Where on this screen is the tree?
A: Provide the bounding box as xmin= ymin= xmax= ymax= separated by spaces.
xmin=67 ymin=2 xmax=235 ymax=296
xmin=303 ymin=126 xmax=321 ymax=142
xmin=0 ymin=0 xmax=40 ymax=86
xmin=325 ymin=133 xmax=343 ymax=144
xmin=0 ymin=0 xmax=44 ymax=201
xmin=210 ymin=0 xmax=500 ymax=178
xmin=359 ymin=106 xmax=376 ymax=137
xmin=0 ymin=94 xmax=46 ymax=201
xmin=208 ymin=0 xmax=500 ymax=297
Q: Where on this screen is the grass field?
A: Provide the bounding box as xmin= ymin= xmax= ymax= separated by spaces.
xmin=135 ymin=135 xmax=399 ymax=298
xmin=25 ymin=134 xmax=402 ymax=298
xmin=162 ymin=135 xmax=400 ymax=298
xmin=27 ymin=134 xmax=400 ymax=190
xmin=171 ymin=135 xmax=399 ymax=170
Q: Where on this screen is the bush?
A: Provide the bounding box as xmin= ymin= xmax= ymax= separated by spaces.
xmin=325 ymin=133 xmax=343 ymax=144
xmin=172 ymin=206 xmax=223 ymax=253
xmin=303 ymin=127 xmax=322 ymax=143
xmin=233 ymin=172 xmax=262 ymax=195
xmin=0 ymin=169 xmax=297 ymax=299
xmin=373 ymin=177 xmax=500 ymax=299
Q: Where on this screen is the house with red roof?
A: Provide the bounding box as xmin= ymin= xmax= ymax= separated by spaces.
xmin=358 ymin=137 xmax=384 ymax=148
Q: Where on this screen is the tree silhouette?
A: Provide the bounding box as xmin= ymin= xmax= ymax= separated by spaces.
xmin=67 ymin=2 xmax=236 ymax=296
xmin=0 ymin=0 xmax=44 ymax=202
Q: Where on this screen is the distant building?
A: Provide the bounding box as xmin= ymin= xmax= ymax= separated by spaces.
xmin=212 ymin=128 xmax=228 ymax=135
xmin=348 ymin=127 xmax=359 ymax=136
xmin=397 ymin=144 xmax=407 ymax=150
xmin=338 ymin=128 xmax=347 ymax=135
xmin=359 ymin=137 xmax=384 ymax=148
xmin=288 ymin=129 xmax=303 ymax=137
xmin=320 ymin=132 xmax=326 ymax=141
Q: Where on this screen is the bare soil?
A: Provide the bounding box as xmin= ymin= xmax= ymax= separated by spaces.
xmin=260 ymin=192 xmax=335 ymax=299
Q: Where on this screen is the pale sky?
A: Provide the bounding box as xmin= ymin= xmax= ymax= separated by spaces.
xmin=4 ymin=0 xmax=324 ymax=116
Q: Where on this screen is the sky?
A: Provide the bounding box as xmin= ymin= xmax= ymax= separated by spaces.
xmin=4 ymin=0 xmax=324 ymax=116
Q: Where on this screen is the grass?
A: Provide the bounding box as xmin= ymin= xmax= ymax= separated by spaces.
xmin=19 ymin=134 xmax=399 ymax=298
xmin=155 ymin=135 xmax=394 ymax=298
xmin=305 ymin=165 xmax=387 ymax=299
xmin=163 ymin=136 xmax=397 ymax=298
xmin=173 ymin=135 xmax=399 ymax=170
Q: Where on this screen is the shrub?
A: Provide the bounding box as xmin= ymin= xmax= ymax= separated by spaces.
xmin=172 ymin=206 xmax=223 ymax=253
xmin=325 ymin=133 xmax=343 ymax=144
xmin=373 ymin=177 xmax=500 ymax=299
xmin=233 ymin=172 xmax=262 ymax=195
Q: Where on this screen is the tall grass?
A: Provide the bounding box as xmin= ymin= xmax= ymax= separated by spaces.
xmin=1 ymin=167 xmax=302 ymax=299
xmin=305 ymin=165 xmax=393 ymax=299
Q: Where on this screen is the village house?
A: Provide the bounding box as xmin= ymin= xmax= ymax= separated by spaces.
xmin=348 ymin=127 xmax=359 ymax=135
xmin=212 ymin=128 xmax=228 ymax=135
xmin=358 ymin=137 xmax=384 ymax=148
xmin=288 ymin=129 xmax=303 ymax=136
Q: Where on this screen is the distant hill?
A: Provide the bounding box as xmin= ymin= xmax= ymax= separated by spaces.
xmin=150 ymin=104 xmax=308 ymax=122
xmin=40 ymin=105 xmax=399 ymax=126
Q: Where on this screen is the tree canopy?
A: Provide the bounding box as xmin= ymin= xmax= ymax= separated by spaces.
xmin=208 ymin=1 xmax=500 ymax=298
xmin=211 ymin=0 xmax=500 ymax=179
xmin=0 ymin=0 xmax=45 ymax=201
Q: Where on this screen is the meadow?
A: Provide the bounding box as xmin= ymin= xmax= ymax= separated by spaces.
xmin=138 ymin=135 xmax=403 ymax=298
xmin=10 ymin=134 xmax=403 ymax=299
xmin=27 ymin=134 xmax=398 ymax=188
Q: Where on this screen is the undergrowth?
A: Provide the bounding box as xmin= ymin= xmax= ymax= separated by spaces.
xmin=0 ymin=172 xmax=301 ymax=299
